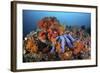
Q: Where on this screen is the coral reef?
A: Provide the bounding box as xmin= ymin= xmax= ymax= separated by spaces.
xmin=23 ymin=17 xmax=91 ymax=62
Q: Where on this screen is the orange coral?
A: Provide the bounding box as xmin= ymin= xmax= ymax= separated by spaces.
xmin=26 ymin=37 xmax=38 ymax=53
xmin=73 ymin=41 xmax=84 ymax=55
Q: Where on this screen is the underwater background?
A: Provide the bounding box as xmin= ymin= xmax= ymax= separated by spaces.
xmin=23 ymin=10 xmax=91 ymax=38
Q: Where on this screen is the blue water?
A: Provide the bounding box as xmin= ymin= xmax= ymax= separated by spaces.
xmin=23 ymin=10 xmax=91 ymax=38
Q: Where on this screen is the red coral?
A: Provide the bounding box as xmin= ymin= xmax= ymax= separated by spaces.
xmin=38 ymin=17 xmax=60 ymax=31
